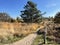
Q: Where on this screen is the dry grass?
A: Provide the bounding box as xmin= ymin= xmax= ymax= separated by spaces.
xmin=0 ymin=22 xmax=40 ymax=44
xmin=0 ymin=22 xmax=40 ymax=38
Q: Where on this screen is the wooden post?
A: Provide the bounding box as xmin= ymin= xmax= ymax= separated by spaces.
xmin=44 ymin=25 xmax=47 ymax=44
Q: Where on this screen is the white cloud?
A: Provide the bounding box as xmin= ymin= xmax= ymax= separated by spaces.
xmin=46 ymin=3 xmax=57 ymax=8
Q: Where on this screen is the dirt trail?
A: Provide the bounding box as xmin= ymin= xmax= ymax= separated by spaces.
xmin=4 ymin=33 xmax=37 ymax=45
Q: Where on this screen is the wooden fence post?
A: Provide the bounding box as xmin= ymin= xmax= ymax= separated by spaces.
xmin=44 ymin=25 xmax=47 ymax=44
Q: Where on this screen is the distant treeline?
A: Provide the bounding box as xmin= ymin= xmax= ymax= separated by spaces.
xmin=0 ymin=13 xmax=23 ymax=23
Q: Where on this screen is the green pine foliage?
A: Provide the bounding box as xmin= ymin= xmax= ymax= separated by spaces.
xmin=20 ymin=1 xmax=43 ymax=23
xmin=54 ymin=12 xmax=60 ymax=23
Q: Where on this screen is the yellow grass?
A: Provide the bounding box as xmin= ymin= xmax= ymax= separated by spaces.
xmin=0 ymin=22 xmax=40 ymax=36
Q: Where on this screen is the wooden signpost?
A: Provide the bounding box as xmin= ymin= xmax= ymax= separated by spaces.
xmin=43 ymin=23 xmax=48 ymax=44
xmin=44 ymin=26 xmax=47 ymax=44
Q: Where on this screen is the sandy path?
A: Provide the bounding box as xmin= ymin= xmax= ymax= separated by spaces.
xmin=4 ymin=33 xmax=37 ymax=45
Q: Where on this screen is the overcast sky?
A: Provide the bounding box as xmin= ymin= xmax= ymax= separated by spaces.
xmin=0 ymin=0 xmax=60 ymax=18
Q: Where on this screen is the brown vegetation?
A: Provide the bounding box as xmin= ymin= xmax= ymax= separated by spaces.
xmin=0 ymin=22 xmax=39 ymax=37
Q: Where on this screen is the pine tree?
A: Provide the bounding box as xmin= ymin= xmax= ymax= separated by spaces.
xmin=20 ymin=1 xmax=43 ymax=23
xmin=54 ymin=12 xmax=60 ymax=23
